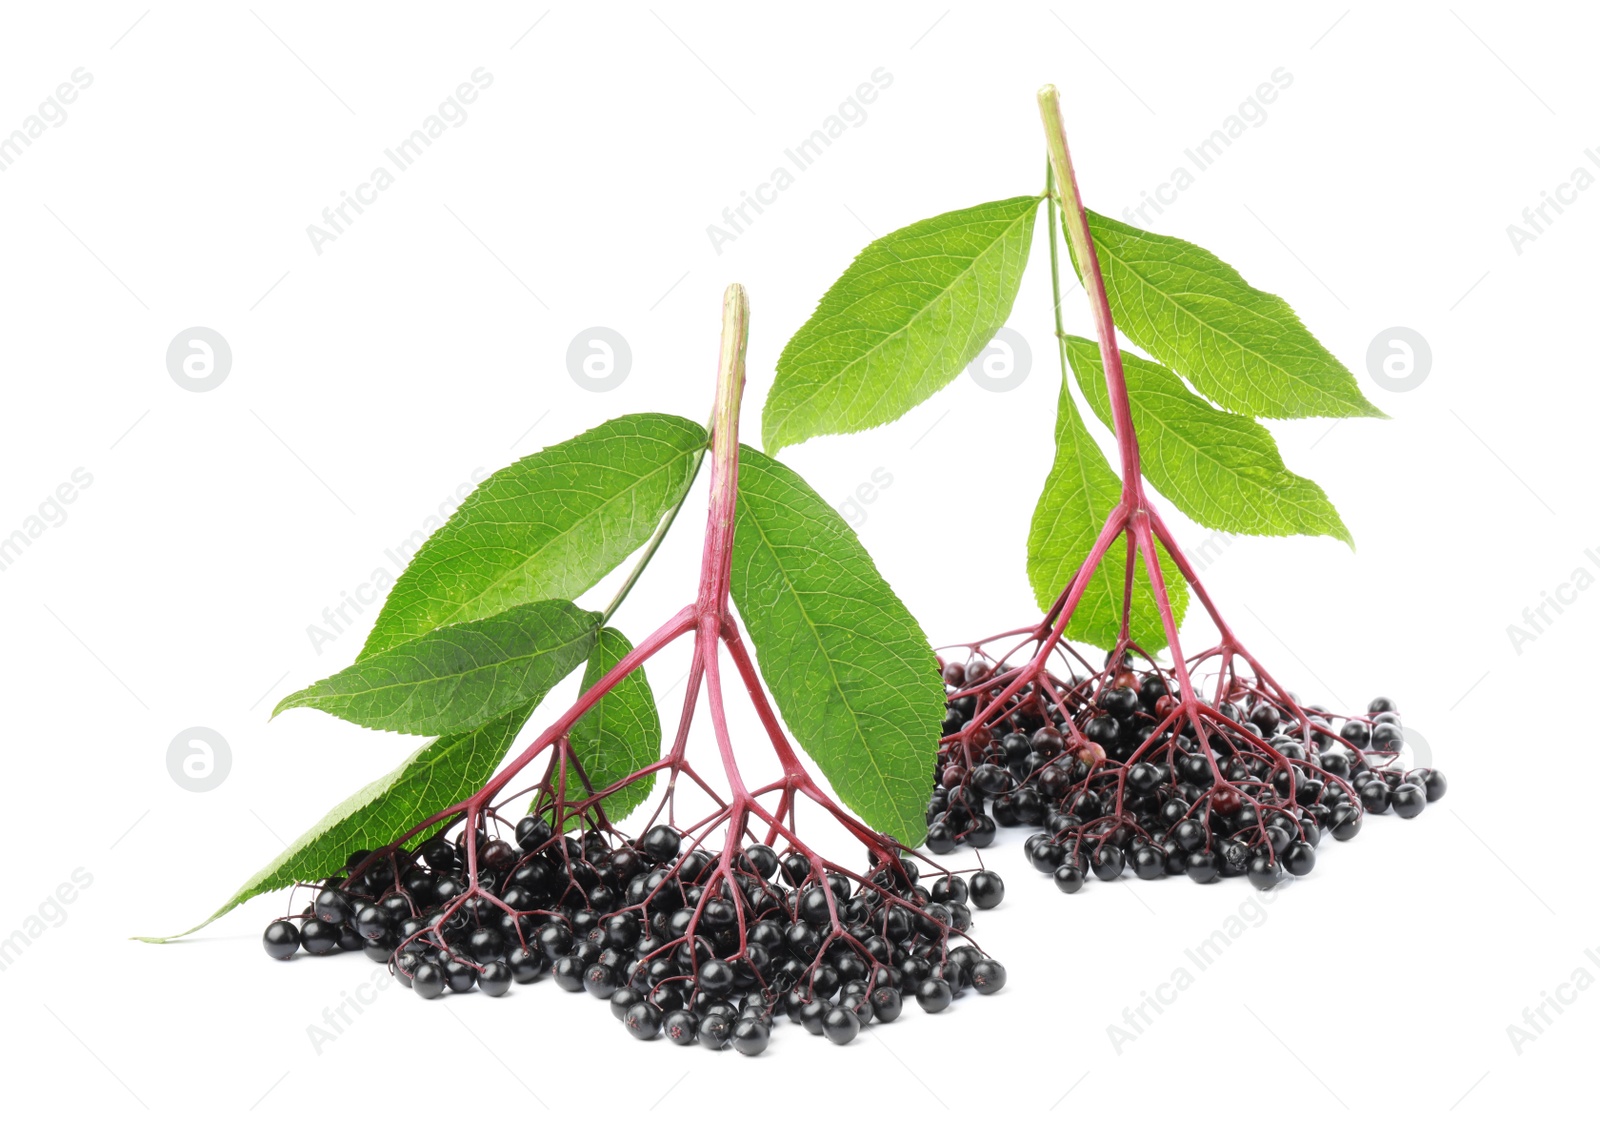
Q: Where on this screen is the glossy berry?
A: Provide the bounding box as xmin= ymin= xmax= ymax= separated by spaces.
xmin=299 ymin=918 xmax=340 ymax=956
xmin=729 ymin=1018 xmax=769 ymax=1056
xmin=640 ymin=825 xmax=682 ymax=863
xmin=313 ymin=887 xmax=353 ymax=925
xmin=262 ymin=920 xmax=300 ymax=960
xmin=916 ymin=978 xmax=953 ymax=1013
xmin=624 ymin=1001 xmax=663 ymax=1040
xmin=822 ymin=1006 xmax=860 ymax=1045
xmin=699 ymin=1012 xmax=733 ymax=1051
xmin=1390 ymin=784 xmax=1426 ymax=819
xmin=479 ymin=960 xmax=512 ymax=997
xmin=412 ymin=962 xmax=446 ymax=1000
xmin=968 ymin=871 xmax=1005 ymax=909
xmin=1053 ymin=863 xmax=1084 ymax=894
xmin=970 ymin=959 xmax=1006 ymax=994
xmin=663 ymin=1009 xmax=699 ymax=1045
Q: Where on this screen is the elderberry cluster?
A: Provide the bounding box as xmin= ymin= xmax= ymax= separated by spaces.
xmin=261 ymin=817 xmax=1006 ymax=1053
xmin=927 ymin=653 xmax=1445 ymax=892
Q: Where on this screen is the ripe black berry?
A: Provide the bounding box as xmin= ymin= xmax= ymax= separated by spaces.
xmin=968 ymin=871 xmax=1005 ymax=909
xmin=262 ymin=920 xmax=300 ymax=960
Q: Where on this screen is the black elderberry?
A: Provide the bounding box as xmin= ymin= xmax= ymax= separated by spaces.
xmin=1247 ymin=855 xmax=1282 ymax=892
xmin=467 ymin=926 xmax=504 ymax=963
xmin=1132 ymin=845 xmax=1165 ymax=880
xmin=799 ymin=998 xmax=830 ymax=1036
xmin=624 ymin=1001 xmax=663 ymax=1040
xmin=299 ymin=918 xmax=341 ymax=956
xmin=916 ymin=978 xmax=953 ymax=1014
xmin=1052 ymin=863 xmax=1084 ymax=894
xmin=479 ymin=960 xmax=512 ymax=997
xmin=551 ymin=954 xmax=586 ymax=992
xmin=968 ymin=871 xmax=1005 ymax=909
xmin=411 ymin=961 xmax=447 ymax=1000
xmin=507 ymin=946 xmax=543 ymax=984
xmin=582 ymin=964 xmax=618 ymax=999
xmin=1185 ymin=850 xmax=1219 ymax=884
xmin=1390 ymin=783 xmax=1426 ymax=819
xmin=1085 ymin=715 xmax=1120 ymax=746
xmin=730 ymin=1018 xmax=769 ymax=1056
xmin=970 ymin=959 xmax=1006 ymax=994
xmin=698 ymin=958 xmax=736 ymax=996
xmin=1360 ymin=780 xmax=1390 ymax=813
xmin=1370 ymin=723 xmax=1404 ymax=751
xmin=313 ymin=887 xmax=353 ymax=925
xmin=663 ymin=1009 xmax=699 ymax=1045
xmin=871 ymin=986 xmax=904 ymax=1022
xmin=262 ymin=919 xmax=300 ymax=960
xmin=443 ymin=953 xmax=477 ymax=993
xmin=610 ymin=988 xmax=643 ymax=1021
xmin=1091 ymin=844 xmax=1125 ymax=881
xmin=1330 ymin=804 xmax=1362 ymax=841
xmin=640 ymin=824 xmax=682 ymax=863
xmin=822 ymin=1005 xmax=860 ymax=1045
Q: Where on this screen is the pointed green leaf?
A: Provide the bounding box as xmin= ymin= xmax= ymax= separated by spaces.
xmin=362 ymin=414 xmax=706 ymax=658
xmin=765 ymin=196 xmax=1042 ymax=453
xmin=730 ymin=446 xmax=943 ymax=846
xmin=1084 ymin=210 xmax=1384 ymax=420
xmin=1067 ymin=337 xmax=1352 ymax=545
xmin=137 ymin=707 xmax=530 ymax=941
xmin=567 ymin=627 xmax=661 ymax=822
xmin=1028 ymin=374 xmax=1187 ymax=653
xmin=276 ymin=600 xmax=599 ymax=735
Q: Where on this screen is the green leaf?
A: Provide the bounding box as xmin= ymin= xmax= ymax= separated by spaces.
xmin=730 ymin=446 xmax=944 ymax=847
xmin=566 ymin=627 xmax=661 ymax=822
xmin=1066 ymin=338 xmax=1352 ymax=546
xmin=1084 ymin=210 xmax=1384 ymax=420
xmin=361 ymin=414 xmax=706 ymax=658
xmin=764 ymin=196 xmax=1042 ymax=453
xmin=1027 ymin=374 xmax=1187 ymax=653
xmin=275 ymin=600 xmax=599 ymax=735
xmin=137 ymin=707 xmax=530 ymax=941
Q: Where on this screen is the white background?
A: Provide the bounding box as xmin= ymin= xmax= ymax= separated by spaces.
xmin=0 ymin=3 xmax=1593 ymax=1116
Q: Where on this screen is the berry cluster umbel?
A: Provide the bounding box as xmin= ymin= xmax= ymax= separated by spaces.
xmin=252 ymin=286 xmax=1005 ymax=1054
xmin=916 ymin=89 xmax=1448 ymax=896
xmin=927 ymin=642 xmax=1445 ymax=892
xmin=262 ymin=814 xmax=1005 ymax=1053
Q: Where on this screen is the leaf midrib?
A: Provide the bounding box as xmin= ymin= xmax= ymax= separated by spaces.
xmin=739 ymin=500 xmax=919 ymax=832
xmin=1091 ymin=219 xmax=1356 ymax=416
